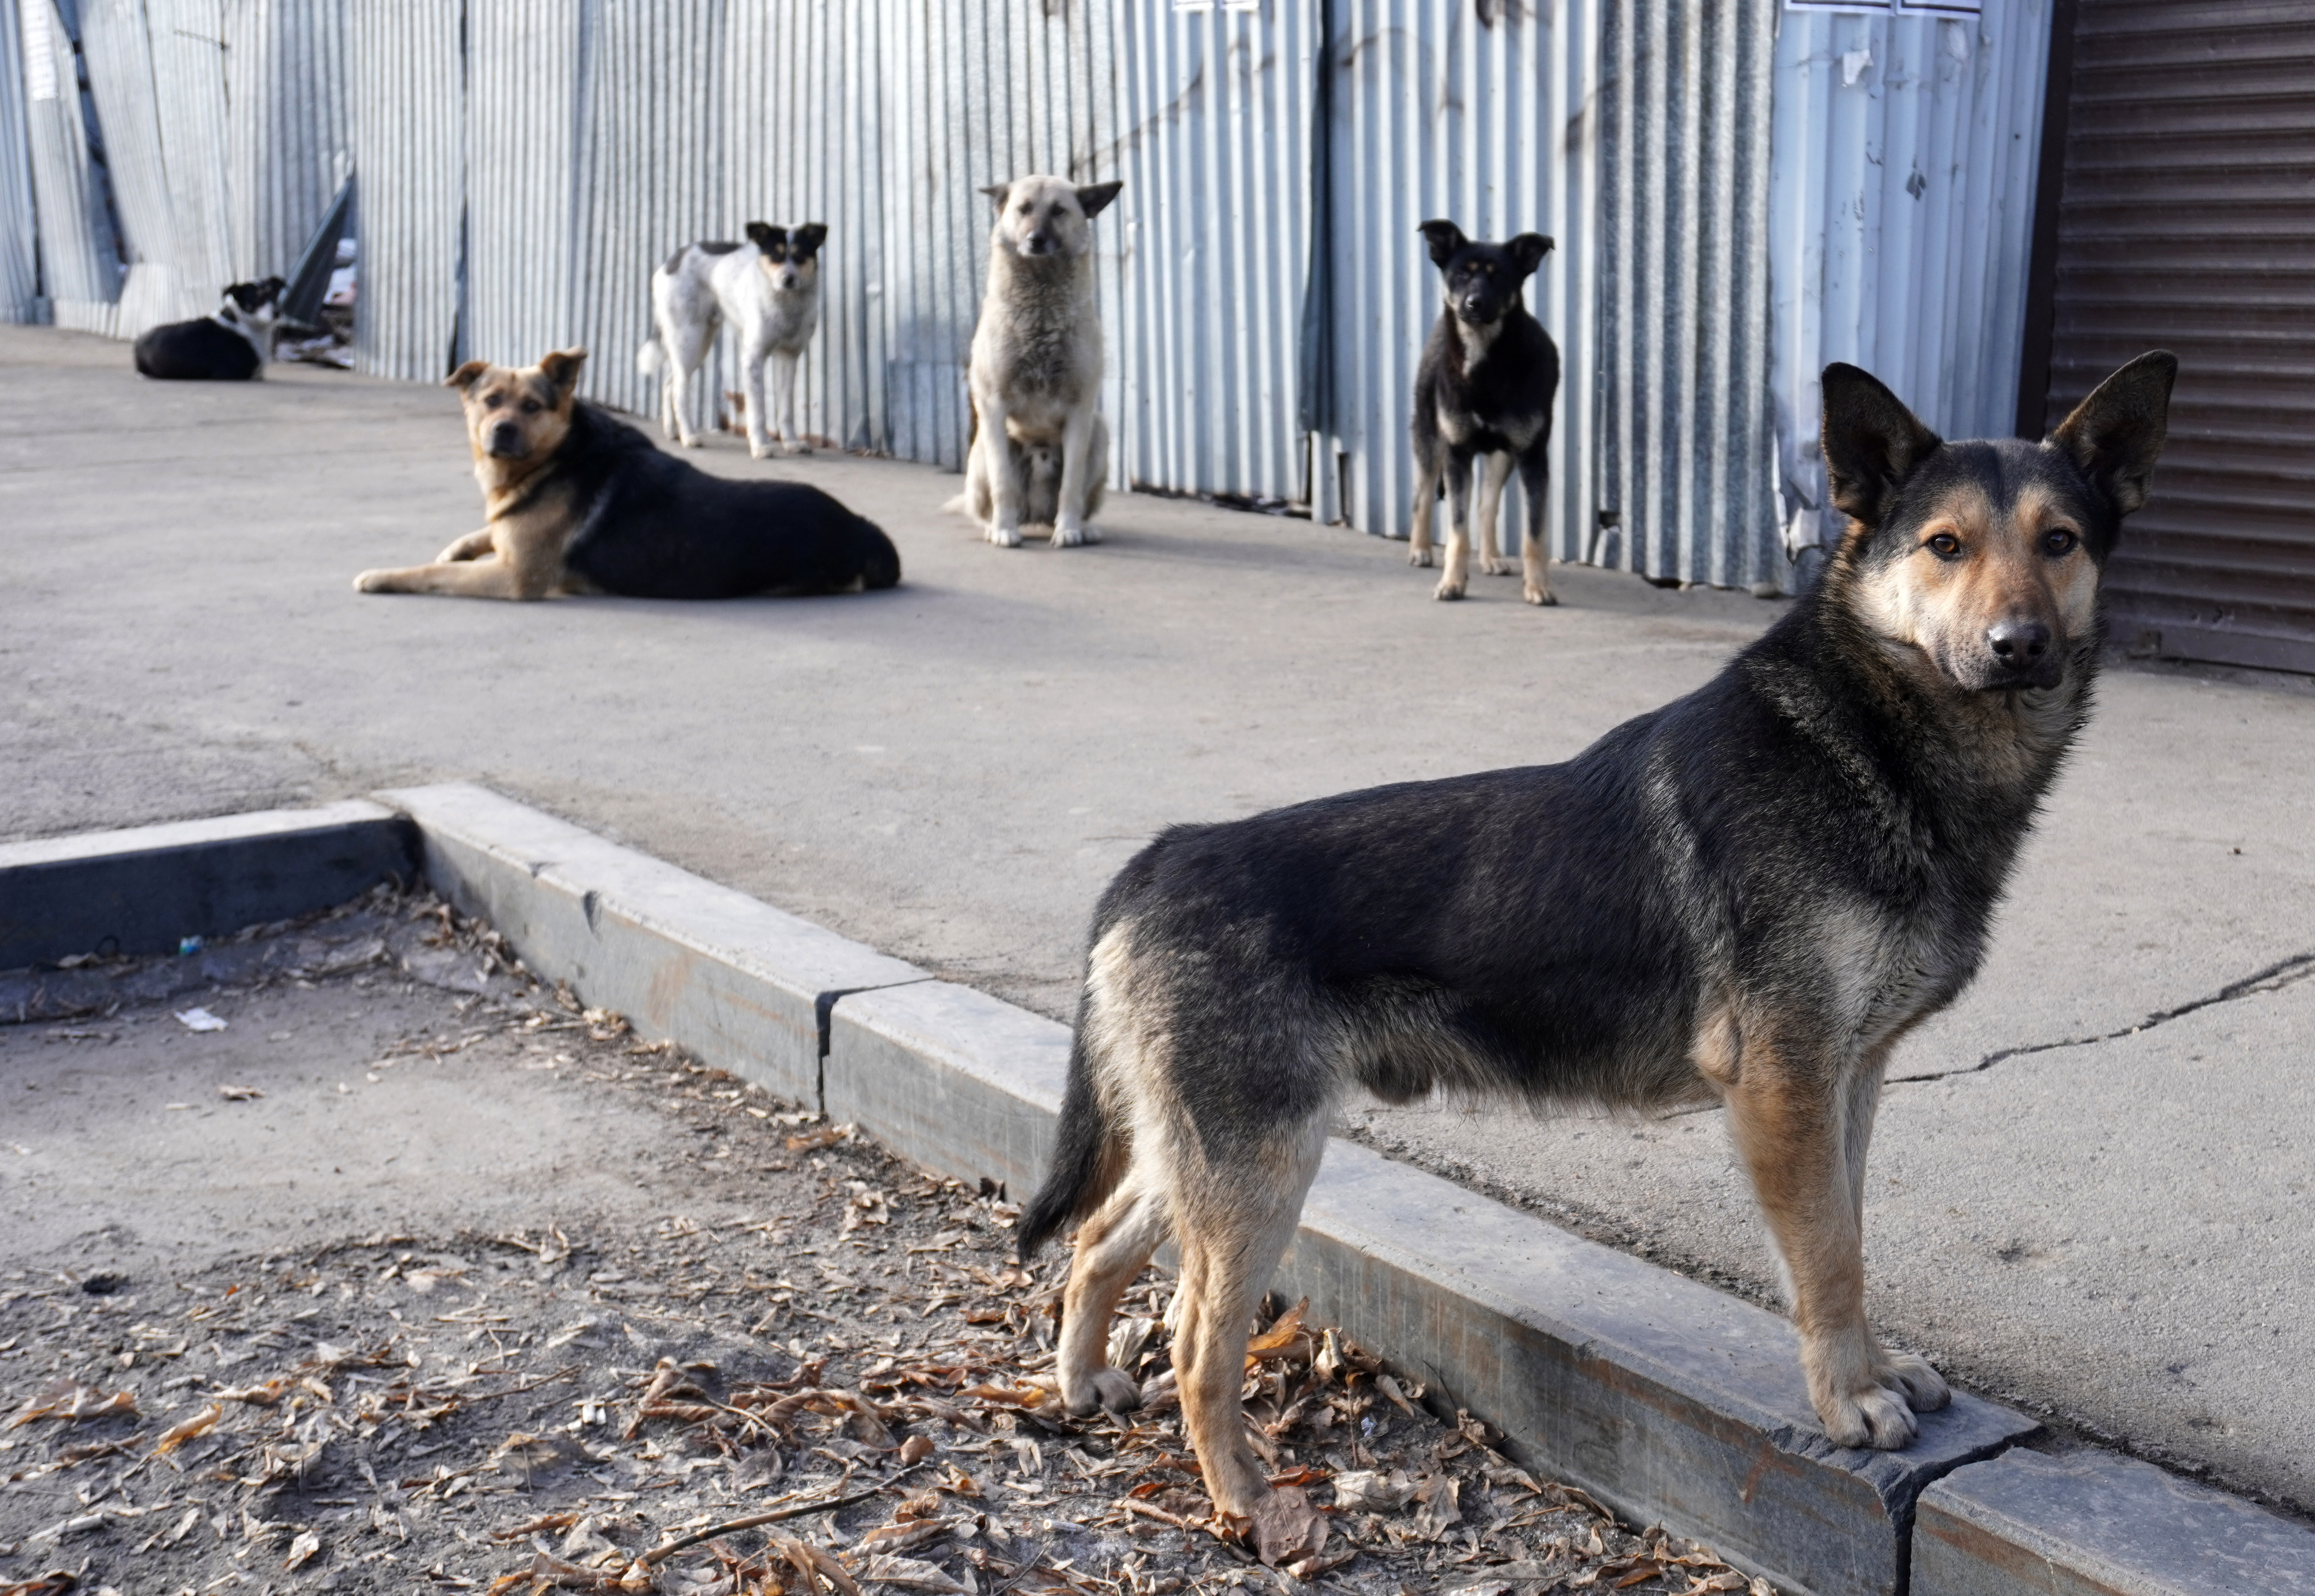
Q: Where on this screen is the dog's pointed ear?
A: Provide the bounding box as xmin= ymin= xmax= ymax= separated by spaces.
xmin=980 ymin=182 xmax=1010 ymax=211
xmin=1507 ymin=233 xmax=1553 ymax=276
xmin=259 ymin=276 xmax=285 ymax=299
xmin=744 ymin=221 xmax=784 ymax=250
xmin=793 ymin=222 xmax=828 ymax=254
xmin=1418 ymin=219 xmax=1468 ymax=266
xmin=537 ymin=347 xmax=588 ymax=395
xmin=445 ymin=359 xmax=491 ymax=392
xmin=1820 ymin=363 xmax=1943 ymax=529
xmin=2047 ymin=350 xmax=2176 ymax=518
xmin=1075 ymin=180 xmax=1122 ymax=218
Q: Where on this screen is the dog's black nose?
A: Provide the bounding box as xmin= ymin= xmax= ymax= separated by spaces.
xmin=1986 ymin=620 xmax=2051 ymax=665
xmin=489 ymin=424 xmax=522 ymax=454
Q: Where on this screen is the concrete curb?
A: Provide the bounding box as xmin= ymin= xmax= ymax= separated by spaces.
xmin=0 ymin=799 xmax=415 ymax=970
xmin=377 ymin=783 xmax=928 ymax=1106
xmin=1912 ymin=1448 xmax=2313 ymax=1596
xmin=14 ymin=790 xmax=2314 ymax=1596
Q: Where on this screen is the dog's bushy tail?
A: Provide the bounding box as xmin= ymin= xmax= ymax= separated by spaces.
xmin=636 ymin=339 xmax=665 ymax=377
xmin=1017 ymin=1032 xmax=1116 ymax=1257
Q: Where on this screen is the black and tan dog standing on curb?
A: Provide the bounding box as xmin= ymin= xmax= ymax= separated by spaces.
xmin=1408 ymin=220 xmax=1561 ymax=605
xmin=1020 ymin=352 xmax=2178 ymax=1546
xmin=353 ymin=348 xmax=898 ymax=601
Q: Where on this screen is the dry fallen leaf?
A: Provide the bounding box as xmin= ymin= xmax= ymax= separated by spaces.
xmin=1411 ymin=1473 xmax=1462 ymax=1540
xmin=152 ymin=1402 xmax=221 ymax=1455
xmin=1249 ymin=1483 xmax=1329 ymax=1568
xmin=282 ymin=1528 xmax=322 ymax=1570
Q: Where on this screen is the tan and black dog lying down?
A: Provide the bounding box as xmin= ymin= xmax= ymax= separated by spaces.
xmin=1018 ymin=353 xmax=2178 ymax=1546
xmin=353 ymin=348 xmax=898 ymax=600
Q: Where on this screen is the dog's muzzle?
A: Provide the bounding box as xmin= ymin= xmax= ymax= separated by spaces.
xmin=1981 ymin=619 xmax=2063 ymax=690
xmin=1020 ymin=233 xmax=1059 ymax=257
xmin=486 ymin=424 xmax=527 ymax=458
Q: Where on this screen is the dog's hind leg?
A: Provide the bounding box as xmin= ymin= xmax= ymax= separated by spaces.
xmin=1722 ymin=1030 xmax=1933 ymax=1449
xmin=1435 ymin=451 xmax=1475 ymax=601
xmin=1170 ymin=1117 xmax=1329 ymax=1529
xmin=1516 ymin=443 xmax=1556 ymax=606
xmin=1055 ymin=1178 xmax=1169 ymax=1414
xmin=1476 ymin=450 xmax=1516 ymax=577
xmin=1409 ymin=423 xmax=1443 ymax=569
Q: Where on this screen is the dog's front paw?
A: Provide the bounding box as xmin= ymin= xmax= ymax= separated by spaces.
xmin=1062 ymin=1367 xmax=1142 ymax=1416
xmin=985 ymin=523 xmax=1024 ymax=548
xmin=1875 ymin=1348 xmax=1950 ymax=1412
xmin=1524 ymin=582 xmax=1557 ymax=607
xmin=1051 ymin=521 xmax=1088 ymax=548
xmin=352 ymin=570 xmax=391 ymax=593
xmin=1817 ymin=1380 xmax=1922 ymax=1450
xmin=1433 ymin=574 xmax=1467 ymax=601
xmin=778 ymin=439 xmax=813 ymax=456
xmin=747 ymin=440 xmax=771 ymax=459
xmin=1481 ymin=556 xmax=1516 ymax=576
xmin=1408 ymin=545 xmax=1434 ymax=568
xmin=679 ymin=434 xmax=705 ymax=450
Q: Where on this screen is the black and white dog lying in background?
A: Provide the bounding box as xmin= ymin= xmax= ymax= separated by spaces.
xmin=1409 ymin=222 xmax=1560 ymax=605
xmin=132 ymin=278 xmax=286 ymax=381
xmin=641 ymin=222 xmax=827 ymax=459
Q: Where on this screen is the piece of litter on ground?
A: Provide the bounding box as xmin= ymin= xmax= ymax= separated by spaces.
xmin=174 ymin=1007 xmax=228 ymax=1032
xmin=216 ymin=1083 xmax=263 ymax=1102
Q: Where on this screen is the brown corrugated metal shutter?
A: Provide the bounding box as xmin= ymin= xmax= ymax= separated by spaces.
xmin=2044 ymin=1 xmax=2315 ymax=675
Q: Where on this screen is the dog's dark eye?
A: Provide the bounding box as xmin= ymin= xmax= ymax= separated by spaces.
xmin=482 ymin=393 xmax=503 ymax=409
xmin=520 ymin=399 xmax=542 ymax=414
xmin=2042 ymin=527 xmax=2079 ymax=557
xmin=1926 ymin=532 xmax=1963 ymax=560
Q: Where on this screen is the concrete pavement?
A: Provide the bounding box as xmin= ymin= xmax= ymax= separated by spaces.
xmin=3 ymin=324 xmax=2310 ymax=1515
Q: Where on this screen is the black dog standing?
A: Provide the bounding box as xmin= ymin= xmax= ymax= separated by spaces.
xmin=1409 ymin=222 xmax=1561 ymax=604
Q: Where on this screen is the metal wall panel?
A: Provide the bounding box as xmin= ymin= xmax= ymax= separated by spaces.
xmin=1597 ymin=0 xmax=1777 ymax=589
xmin=879 ymin=0 xmax=1121 ymax=472
xmin=346 ymin=0 xmax=463 ymax=381
xmin=1768 ymin=0 xmax=2055 ymax=576
xmin=1315 ymin=0 xmax=1602 ymax=559
xmin=464 ymin=2 xmax=578 ymax=377
xmin=17 ymin=0 xmax=120 ymax=317
xmin=1115 ymin=1 xmax=1318 ymax=505
xmin=79 ymin=0 xmax=205 ymax=333
xmin=2043 ymin=0 xmax=2315 ymax=675
xmin=568 ymin=0 xmax=727 ymax=415
xmin=0 ymin=0 xmax=40 ymax=320
xmin=222 ymin=0 xmax=349 ymax=282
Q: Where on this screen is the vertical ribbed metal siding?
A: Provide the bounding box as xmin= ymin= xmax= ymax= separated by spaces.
xmin=569 ymin=0 xmax=726 ymax=415
xmin=79 ymin=0 xmax=200 ymax=332
xmin=2044 ymin=0 xmax=2315 ymax=675
xmin=1597 ymin=0 xmax=1777 ymax=589
xmin=1315 ymin=0 xmax=1602 ymax=557
xmin=880 ymin=0 xmax=1119 ymax=471
xmin=17 ymin=0 xmax=119 ymax=313
xmin=222 ymin=0 xmax=349 ymax=282
xmin=1116 ymin=1 xmax=1317 ymax=504
xmin=725 ymin=0 xmax=891 ymax=451
xmin=0 ymin=0 xmax=39 ymax=320
xmin=461 ymin=1 xmax=577 ymax=374
xmin=1768 ymin=1 xmax=2054 ymax=575
xmin=347 ymin=0 xmax=463 ymax=381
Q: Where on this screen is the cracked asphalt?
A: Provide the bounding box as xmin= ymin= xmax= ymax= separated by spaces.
xmin=5 ymin=324 xmax=2312 ymax=1516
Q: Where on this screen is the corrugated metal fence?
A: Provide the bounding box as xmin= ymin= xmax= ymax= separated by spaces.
xmin=3 ymin=0 xmax=2055 ymax=594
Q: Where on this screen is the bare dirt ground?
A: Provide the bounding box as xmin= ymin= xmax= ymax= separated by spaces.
xmin=0 ymin=896 xmax=1773 ymax=1596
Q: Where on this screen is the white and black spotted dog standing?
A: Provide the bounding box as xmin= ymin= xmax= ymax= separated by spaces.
xmin=640 ymin=222 xmax=826 ymax=458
